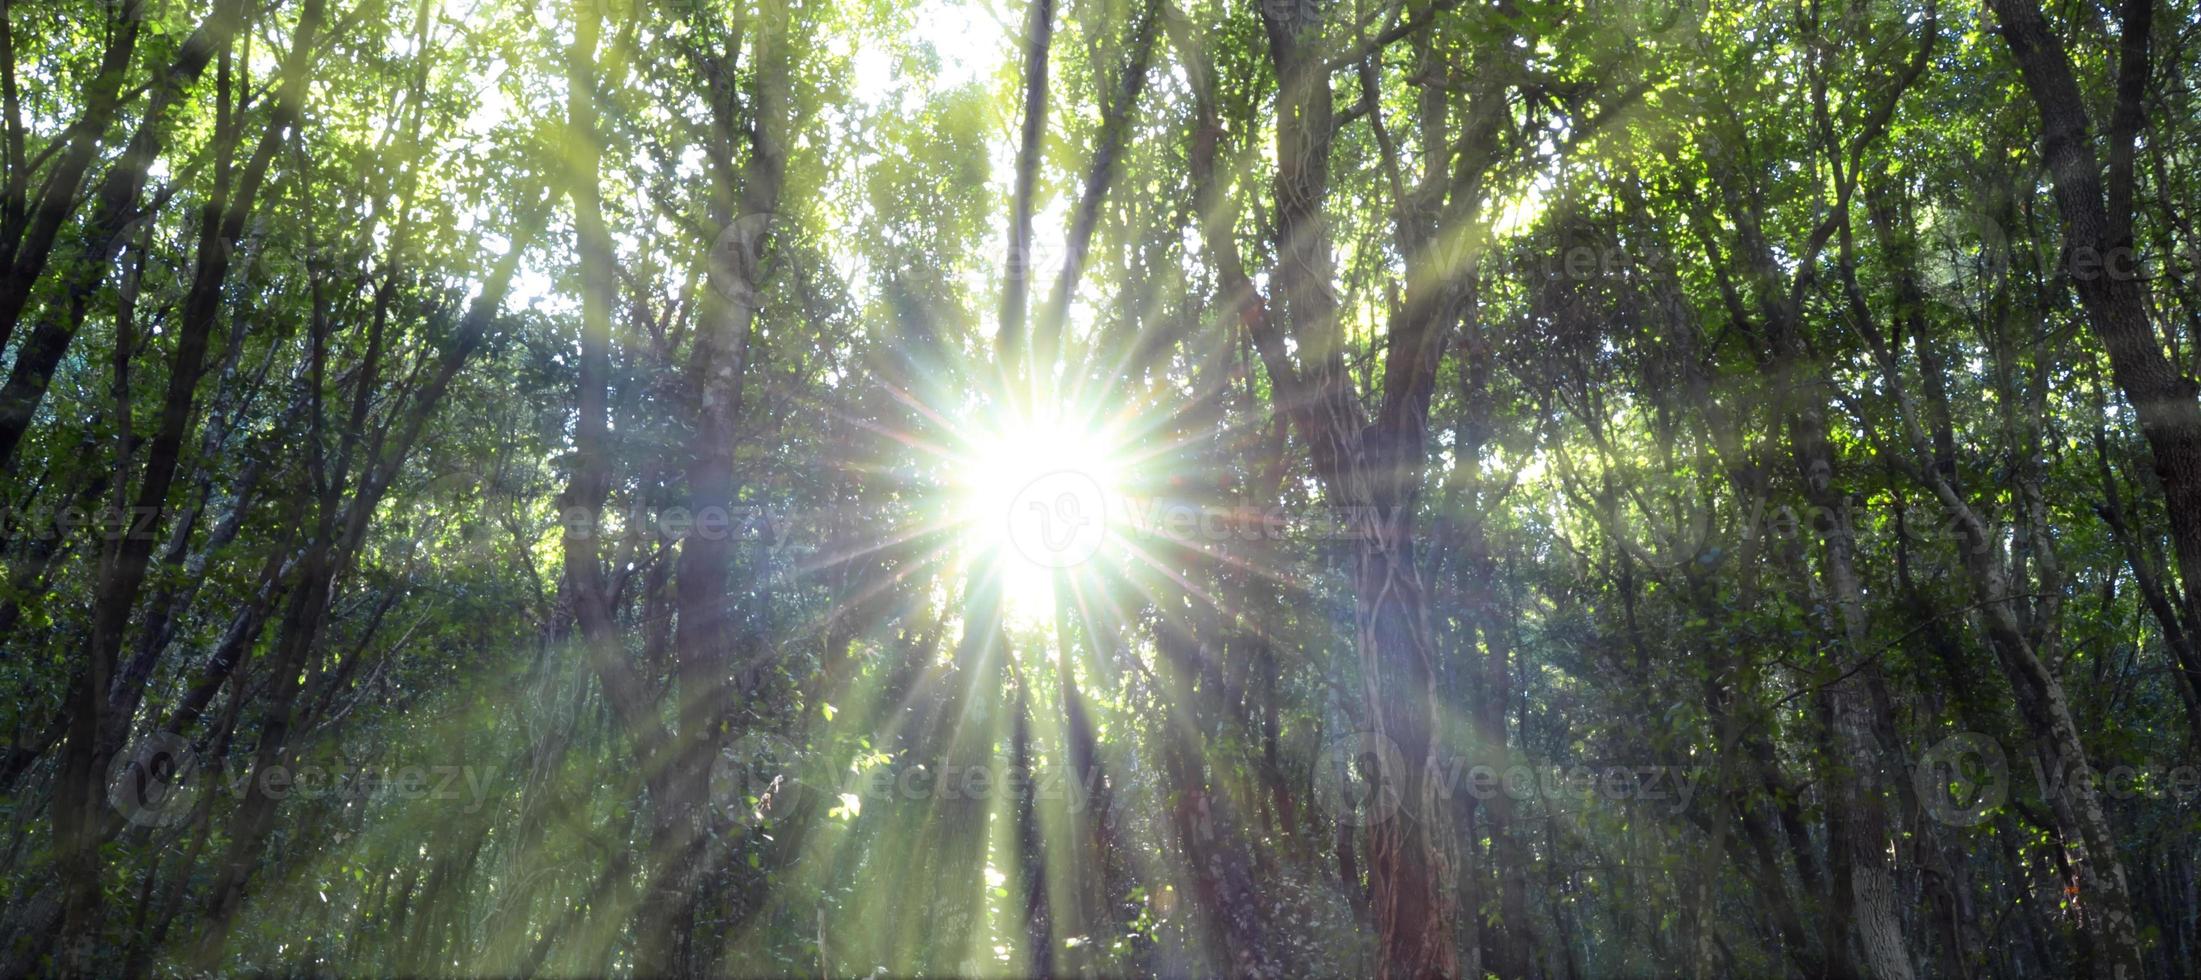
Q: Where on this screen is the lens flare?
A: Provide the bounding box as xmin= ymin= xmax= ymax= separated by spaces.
xmin=951 ymin=406 xmax=1125 ymax=621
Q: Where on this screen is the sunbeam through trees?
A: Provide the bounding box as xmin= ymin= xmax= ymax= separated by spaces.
xmin=3 ymin=0 xmax=2201 ymax=976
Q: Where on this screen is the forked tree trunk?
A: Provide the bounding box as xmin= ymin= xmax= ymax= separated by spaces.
xmin=61 ymin=5 xmax=320 ymax=968
xmin=0 ymin=0 xmax=145 ymax=344
xmin=1988 ymin=0 xmax=2201 ymax=679
xmin=0 ymin=0 xmax=243 ymax=472
xmin=1246 ymin=5 xmax=1474 ymax=971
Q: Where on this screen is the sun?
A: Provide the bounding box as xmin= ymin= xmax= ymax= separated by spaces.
xmin=950 ymin=406 xmax=1127 ymax=622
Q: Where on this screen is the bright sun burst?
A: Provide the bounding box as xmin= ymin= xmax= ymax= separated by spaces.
xmin=951 ymin=406 xmax=1128 ymax=623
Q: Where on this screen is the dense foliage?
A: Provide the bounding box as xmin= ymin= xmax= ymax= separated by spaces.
xmin=3 ymin=0 xmax=2199 ymax=975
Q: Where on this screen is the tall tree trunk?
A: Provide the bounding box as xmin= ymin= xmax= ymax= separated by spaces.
xmin=1247 ymin=5 xmax=1482 ymax=973
xmin=0 ymin=0 xmax=146 ymax=344
xmin=652 ymin=4 xmax=791 ymax=970
xmin=995 ymin=0 xmax=1054 ymax=366
xmin=0 ymin=0 xmax=243 ymax=472
xmin=1987 ymin=0 xmax=2201 ymax=667
xmin=59 ymin=5 xmax=320 ymax=967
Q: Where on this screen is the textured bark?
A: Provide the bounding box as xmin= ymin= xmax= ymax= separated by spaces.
xmin=0 ymin=0 xmax=145 ymax=345
xmin=1797 ymin=439 xmax=1918 ymax=980
xmin=1758 ymin=237 xmax=1919 ymax=980
xmin=57 ymin=5 xmax=320 ymax=967
xmin=0 ymin=0 xmax=243 ymax=472
xmin=994 ymin=0 xmax=1055 ymax=365
xmin=1243 ymin=4 xmax=1494 ymax=973
xmin=1988 ymin=0 xmax=2201 ymax=703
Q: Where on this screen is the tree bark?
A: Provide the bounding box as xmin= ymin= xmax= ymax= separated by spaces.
xmin=0 ymin=0 xmax=243 ymax=472
xmin=57 ymin=4 xmax=320 ymax=967
xmin=0 ymin=0 xmax=146 ymax=345
xmin=1987 ymin=0 xmax=2201 ymax=676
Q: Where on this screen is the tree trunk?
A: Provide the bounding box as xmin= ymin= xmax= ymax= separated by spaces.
xmin=0 ymin=0 xmax=145 ymax=345
xmin=1988 ymin=0 xmax=2201 ymax=676
xmin=0 ymin=0 xmax=242 ymax=472
xmin=58 ymin=5 xmax=319 ymax=966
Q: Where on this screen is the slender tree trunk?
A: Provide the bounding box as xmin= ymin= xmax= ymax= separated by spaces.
xmin=0 ymin=0 xmax=242 ymax=472
xmin=1850 ymin=181 xmax=2151 ymax=979
xmin=1988 ymin=0 xmax=2201 ymax=670
xmin=58 ymin=6 xmax=319 ymax=967
xmin=995 ymin=0 xmax=1054 ymax=365
xmin=0 ymin=0 xmax=146 ymax=345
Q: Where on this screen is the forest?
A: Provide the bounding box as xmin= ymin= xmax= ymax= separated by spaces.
xmin=2 ymin=0 xmax=2200 ymax=975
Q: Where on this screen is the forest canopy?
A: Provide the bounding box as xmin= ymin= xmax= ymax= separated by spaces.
xmin=3 ymin=0 xmax=2200 ymax=976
